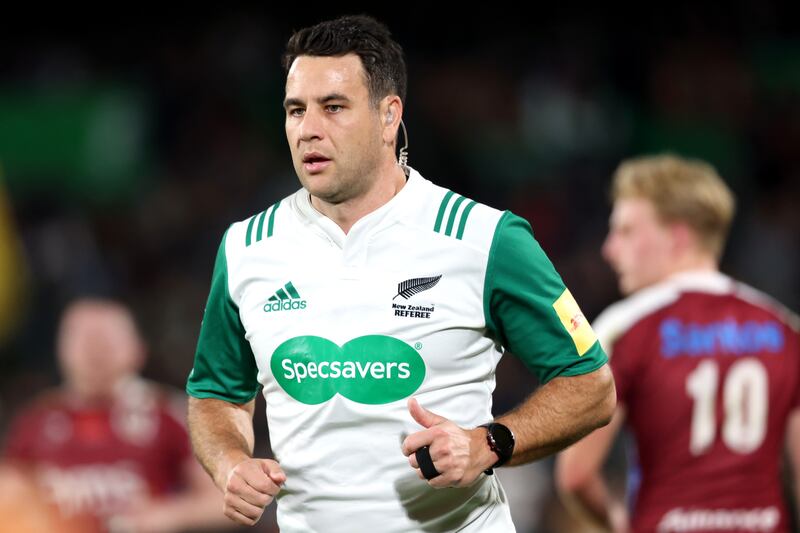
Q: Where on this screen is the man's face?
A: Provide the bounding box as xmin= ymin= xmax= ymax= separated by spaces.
xmin=58 ymin=304 xmax=143 ymax=399
xmin=284 ymin=54 xmax=385 ymax=204
xmin=602 ymin=197 xmax=675 ymax=295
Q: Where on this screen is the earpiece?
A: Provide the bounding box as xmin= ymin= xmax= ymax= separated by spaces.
xmin=386 ymin=109 xmax=394 ymax=123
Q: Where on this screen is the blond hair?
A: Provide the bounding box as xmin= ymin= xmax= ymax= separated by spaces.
xmin=611 ymin=154 xmax=736 ymax=258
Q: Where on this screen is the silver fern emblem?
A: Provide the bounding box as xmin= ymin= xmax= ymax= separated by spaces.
xmin=393 ymin=275 xmax=442 ymax=300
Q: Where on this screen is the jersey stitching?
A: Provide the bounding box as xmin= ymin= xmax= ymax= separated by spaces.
xmin=482 ymin=211 xmax=511 ymax=343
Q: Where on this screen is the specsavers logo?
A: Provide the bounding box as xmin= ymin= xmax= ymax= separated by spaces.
xmin=271 ymin=335 xmax=426 ymax=405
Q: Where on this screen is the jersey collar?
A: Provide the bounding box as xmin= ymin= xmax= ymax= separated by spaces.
xmin=294 ymin=166 xmax=424 ymax=248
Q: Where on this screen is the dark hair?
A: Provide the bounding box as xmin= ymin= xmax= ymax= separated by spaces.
xmin=283 ymin=15 xmax=407 ymax=107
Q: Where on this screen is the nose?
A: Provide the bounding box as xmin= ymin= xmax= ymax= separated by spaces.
xmin=297 ymin=107 xmax=324 ymax=143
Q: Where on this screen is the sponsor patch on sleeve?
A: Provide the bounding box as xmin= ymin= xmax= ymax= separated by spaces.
xmin=552 ymin=289 xmax=597 ymax=356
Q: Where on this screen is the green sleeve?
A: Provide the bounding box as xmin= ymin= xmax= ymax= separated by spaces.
xmin=484 ymin=212 xmax=607 ymax=383
xmin=186 ymin=230 xmax=260 ymax=403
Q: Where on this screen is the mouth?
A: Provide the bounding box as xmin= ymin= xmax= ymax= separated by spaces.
xmin=302 ymin=152 xmax=332 ymax=174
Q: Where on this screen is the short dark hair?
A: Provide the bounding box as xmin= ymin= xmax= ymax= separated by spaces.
xmin=283 ymin=15 xmax=407 ymax=107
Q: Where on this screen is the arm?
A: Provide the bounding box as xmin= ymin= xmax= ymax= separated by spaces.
xmin=403 ymin=212 xmax=616 ymax=487
xmin=186 ymin=397 xmax=284 ymax=527
xmin=185 ymin=230 xmax=281 ymax=526
xmin=555 ymin=406 xmax=629 ymax=533
xmin=401 ymin=364 xmax=615 ymax=488
xmin=188 ymin=397 xmax=257 ymax=490
xmin=499 ymin=363 xmax=615 ymax=464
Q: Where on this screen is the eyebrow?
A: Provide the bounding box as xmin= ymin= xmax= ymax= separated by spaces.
xmin=283 ymin=93 xmax=352 ymax=110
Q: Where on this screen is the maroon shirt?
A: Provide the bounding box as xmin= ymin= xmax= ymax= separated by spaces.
xmin=594 ymin=272 xmax=800 ymax=533
xmin=3 ymin=378 xmax=191 ymax=531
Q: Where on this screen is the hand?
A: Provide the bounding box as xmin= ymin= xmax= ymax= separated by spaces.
xmin=221 ymin=458 xmax=285 ymax=526
xmin=401 ymin=398 xmax=495 ymax=488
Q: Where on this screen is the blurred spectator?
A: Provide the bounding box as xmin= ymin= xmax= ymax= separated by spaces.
xmin=1 ymin=298 xmax=233 ymax=532
xmin=0 ymin=462 xmax=92 ymax=533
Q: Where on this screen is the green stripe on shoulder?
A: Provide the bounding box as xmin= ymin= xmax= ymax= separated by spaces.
xmin=455 ymin=200 xmax=477 ymax=240
xmin=444 ymin=195 xmax=467 ymax=236
xmin=267 ymin=200 xmax=281 ymax=238
xmin=245 ymin=215 xmax=257 ymax=247
xmin=433 ymin=191 xmax=479 ymax=240
xmin=433 ymin=191 xmax=455 ymax=233
xmin=255 ymin=209 xmax=268 ymax=242
xmin=245 ymin=200 xmax=282 ymax=247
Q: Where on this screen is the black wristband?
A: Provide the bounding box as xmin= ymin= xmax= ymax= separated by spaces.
xmin=415 ymin=445 xmax=440 ymax=480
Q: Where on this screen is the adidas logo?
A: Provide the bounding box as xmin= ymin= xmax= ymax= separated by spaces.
xmin=263 ymin=281 xmax=307 ymax=313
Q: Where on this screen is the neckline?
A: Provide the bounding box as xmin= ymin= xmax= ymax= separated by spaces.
xmin=295 ymin=167 xmax=423 ymax=248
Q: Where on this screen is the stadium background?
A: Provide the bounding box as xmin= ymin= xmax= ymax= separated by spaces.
xmin=0 ymin=3 xmax=798 ymax=531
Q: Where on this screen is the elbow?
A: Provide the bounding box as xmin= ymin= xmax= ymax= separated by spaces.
xmin=593 ymin=364 xmax=617 ymax=429
xmin=555 ymin=452 xmax=592 ymax=496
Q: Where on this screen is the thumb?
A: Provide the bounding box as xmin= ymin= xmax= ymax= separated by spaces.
xmin=408 ymin=397 xmax=447 ymax=428
xmin=259 ymin=459 xmax=286 ymax=485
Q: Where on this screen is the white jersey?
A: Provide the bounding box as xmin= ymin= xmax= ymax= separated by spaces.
xmin=188 ymin=168 xmax=606 ymax=532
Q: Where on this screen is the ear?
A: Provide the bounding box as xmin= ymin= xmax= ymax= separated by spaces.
xmin=380 ymin=95 xmax=403 ymax=144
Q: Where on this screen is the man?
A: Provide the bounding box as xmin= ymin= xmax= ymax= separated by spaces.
xmin=186 ymin=15 xmax=615 ymax=533
xmin=556 ymin=155 xmax=800 ymax=532
xmin=3 ymin=298 xmax=231 ymax=533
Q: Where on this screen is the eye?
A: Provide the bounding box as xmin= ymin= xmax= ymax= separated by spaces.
xmin=288 ymin=107 xmax=305 ymax=117
xmin=325 ymin=104 xmax=343 ymax=113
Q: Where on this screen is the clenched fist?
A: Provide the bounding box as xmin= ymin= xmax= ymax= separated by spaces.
xmin=222 ymin=458 xmax=285 ymax=526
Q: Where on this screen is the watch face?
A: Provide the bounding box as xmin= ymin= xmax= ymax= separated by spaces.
xmin=490 ymin=424 xmax=514 ymax=452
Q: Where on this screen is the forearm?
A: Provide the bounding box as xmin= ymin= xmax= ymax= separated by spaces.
xmin=116 ymin=494 xmax=233 ymax=533
xmin=187 ymin=397 xmax=256 ymax=489
xmin=560 ymin=472 xmax=625 ymax=530
xmin=497 ymin=364 xmax=615 ymax=465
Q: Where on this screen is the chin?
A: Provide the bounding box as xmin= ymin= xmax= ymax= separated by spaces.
xmin=618 ymin=278 xmax=638 ymax=296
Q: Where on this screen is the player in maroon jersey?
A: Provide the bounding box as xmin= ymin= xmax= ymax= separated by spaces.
xmin=1 ymin=299 xmax=233 ymax=532
xmin=555 ymin=155 xmax=800 ymax=533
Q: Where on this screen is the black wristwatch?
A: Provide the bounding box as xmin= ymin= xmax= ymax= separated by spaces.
xmin=479 ymin=422 xmax=515 ymax=475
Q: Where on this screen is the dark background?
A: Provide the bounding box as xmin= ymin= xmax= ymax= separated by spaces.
xmin=0 ymin=3 xmax=798 ymax=531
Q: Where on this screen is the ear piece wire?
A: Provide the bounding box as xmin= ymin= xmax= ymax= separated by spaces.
xmin=398 ymin=119 xmax=409 ymax=171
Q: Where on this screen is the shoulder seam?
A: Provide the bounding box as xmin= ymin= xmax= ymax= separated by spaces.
xmin=482 ymin=210 xmax=512 ymax=343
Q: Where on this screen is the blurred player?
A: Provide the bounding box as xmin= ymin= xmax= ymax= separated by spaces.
xmin=556 ymin=155 xmax=800 ymax=532
xmin=2 ymin=298 xmax=232 ymax=532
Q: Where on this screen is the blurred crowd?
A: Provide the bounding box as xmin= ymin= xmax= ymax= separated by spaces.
xmin=0 ymin=4 xmax=798 ymax=532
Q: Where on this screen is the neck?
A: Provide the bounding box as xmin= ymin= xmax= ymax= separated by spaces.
xmin=310 ymin=161 xmax=408 ymax=234
xmin=63 ymin=375 xmax=134 ymax=406
xmin=665 ymin=251 xmax=719 ymax=278
xmin=64 ymin=387 xmax=114 ymax=407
